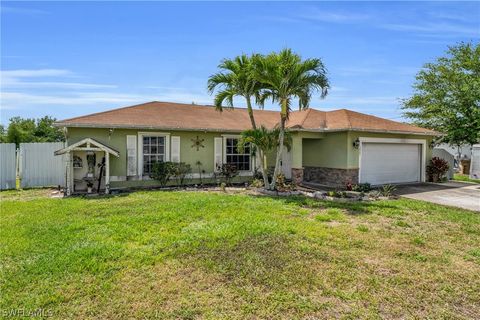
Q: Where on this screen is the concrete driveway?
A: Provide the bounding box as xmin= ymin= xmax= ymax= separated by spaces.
xmin=396 ymin=182 xmax=480 ymax=212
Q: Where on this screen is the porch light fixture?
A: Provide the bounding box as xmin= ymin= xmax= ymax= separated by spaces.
xmin=352 ymin=138 xmax=360 ymax=149
xmin=429 ymin=140 xmax=436 ymax=149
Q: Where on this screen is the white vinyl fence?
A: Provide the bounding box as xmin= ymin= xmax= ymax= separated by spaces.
xmin=0 ymin=143 xmax=17 ymax=190
xmin=433 ymin=148 xmax=454 ymax=180
xmin=19 ymin=142 xmax=66 ymax=188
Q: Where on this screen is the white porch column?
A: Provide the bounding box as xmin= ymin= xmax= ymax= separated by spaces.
xmin=105 ymin=152 xmax=110 ymax=194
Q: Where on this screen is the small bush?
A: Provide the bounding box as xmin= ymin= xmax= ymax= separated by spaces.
xmin=275 ymin=173 xmax=294 ymax=192
xmin=381 ymin=184 xmax=396 ymax=197
xmin=345 ymin=181 xmax=353 ymax=191
xmin=427 ymin=157 xmax=449 ymax=182
xmin=250 ymin=179 xmax=264 ymax=188
xmin=172 ymin=162 xmax=191 ymax=186
xmin=150 ymin=161 xmax=176 ymax=186
xmin=368 ymin=190 xmax=382 ymax=199
xmin=217 ymin=163 xmax=239 ymax=186
xmin=352 ymin=183 xmax=372 ymax=192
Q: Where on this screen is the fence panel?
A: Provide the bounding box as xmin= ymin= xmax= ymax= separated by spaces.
xmin=433 ymin=148 xmax=454 ymax=180
xmin=470 ymin=145 xmax=480 ymax=180
xmin=20 ymin=142 xmax=65 ymax=188
xmin=0 ymin=143 xmax=17 ymax=190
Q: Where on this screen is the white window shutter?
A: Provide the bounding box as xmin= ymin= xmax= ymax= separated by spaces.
xmin=171 ymin=136 xmax=180 ymax=163
xmin=214 ymin=137 xmax=223 ymax=172
xmin=126 ymin=135 xmax=137 ymax=176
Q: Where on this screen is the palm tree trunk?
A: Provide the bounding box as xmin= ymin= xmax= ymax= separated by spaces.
xmin=246 ymin=97 xmax=257 ymax=129
xmin=257 ymin=149 xmax=269 ymax=188
xmin=271 ymin=100 xmax=287 ymax=190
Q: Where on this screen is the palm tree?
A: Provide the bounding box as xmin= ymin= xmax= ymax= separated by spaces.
xmin=238 ymin=126 xmax=292 ymax=189
xmin=255 ymin=49 xmax=329 ymax=189
xmin=207 ymin=54 xmax=261 ymax=129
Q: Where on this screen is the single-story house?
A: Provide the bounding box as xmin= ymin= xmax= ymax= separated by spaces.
xmin=54 ymin=101 xmax=438 ymax=194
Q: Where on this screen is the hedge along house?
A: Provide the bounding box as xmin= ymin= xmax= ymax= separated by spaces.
xmin=54 ymin=101 xmax=438 ymax=194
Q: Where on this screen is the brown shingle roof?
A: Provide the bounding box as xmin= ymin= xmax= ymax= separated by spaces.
xmin=56 ymin=101 xmax=438 ymax=135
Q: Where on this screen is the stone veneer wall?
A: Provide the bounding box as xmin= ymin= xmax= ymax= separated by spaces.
xmin=303 ymin=166 xmax=359 ymax=187
xmin=291 ymin=168 xmax=304 ymax=185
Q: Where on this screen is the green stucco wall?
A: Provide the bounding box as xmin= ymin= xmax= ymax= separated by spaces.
xmin=67 ymin=128 xmax=223 ymax=177
xmin=301 ymin=131 xmax=434 ymax=169
xmin=302 ymin=132 xmax=348 ymax=169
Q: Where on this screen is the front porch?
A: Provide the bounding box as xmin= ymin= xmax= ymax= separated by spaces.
xmin=54 ymin=138 xmax=120 ymax=195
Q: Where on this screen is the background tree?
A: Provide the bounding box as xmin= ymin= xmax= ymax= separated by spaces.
xmin=255 ymin=49 xmax=329 ymax=189
xmin=2 ymin=116 xmax=64 ymax=146
xmin=208 ymin=54 xmax=262 ymax=129
xmin=402 ymin=42 xmax=480 ymax=150
xmin=34 ymin=116 xmax=65 ymax=142
xmin=0 ymin=125 xmax=7 ymax=143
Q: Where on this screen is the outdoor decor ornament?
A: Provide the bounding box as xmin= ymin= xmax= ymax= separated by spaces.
xmin=191 ymin=135 xmax=205 ymax=151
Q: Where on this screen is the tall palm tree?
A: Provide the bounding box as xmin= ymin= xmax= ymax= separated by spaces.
xmin=255 ymin=49 xmax=329 ymax=189
xmin=238 ymin=126 xmax=292 ymax=189
xmin=207 ymin=54 xmax=261 ymax=129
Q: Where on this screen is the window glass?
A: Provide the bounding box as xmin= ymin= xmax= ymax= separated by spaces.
xmin=225 ymin=138 xmax=250 ymax=171
xmin=143 ymin=136 xmax=165 ymax=175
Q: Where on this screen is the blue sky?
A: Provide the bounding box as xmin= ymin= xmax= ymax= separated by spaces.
xmin=1 ymin=1 xmax=479 ymax=125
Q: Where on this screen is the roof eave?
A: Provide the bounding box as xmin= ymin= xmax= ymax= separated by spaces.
xmin=54 ymin=122 xmax=245 ymax=133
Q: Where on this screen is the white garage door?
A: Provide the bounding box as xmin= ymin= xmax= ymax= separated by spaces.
xmin=360 ymin=143 xmax=421 ymax=185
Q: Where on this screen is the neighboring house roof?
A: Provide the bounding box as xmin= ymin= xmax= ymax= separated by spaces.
xmin=56 ymin=101 xmax=438 ymax=135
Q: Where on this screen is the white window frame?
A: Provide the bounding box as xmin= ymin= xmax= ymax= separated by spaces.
xmin=222 ymin=134 xmax=253 ymax=174
xmin=358 ymin=137 xmax=427 ymax=183
xmin=138 ymin=132 xmax=170 ymax=178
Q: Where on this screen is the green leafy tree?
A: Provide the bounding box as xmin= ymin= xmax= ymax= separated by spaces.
xmin=402 ymin=42 xmax=480 ymax=149
xmin=3 ymin=116 xmax=64 ymax=146
xmin=34 ymin=116 xmax=64 ymax=142
xmin=254 ymin=49 xmax=329 ymax=189
xmin=0 ymin=125 xmax=7 ymax=143
xmin=6 ymin=117 xmax=36 ymax=146
xmin=208 ymin=54 xmax=262 ymax=129
xmin=238 ymin=126 xmax=291 ymax=189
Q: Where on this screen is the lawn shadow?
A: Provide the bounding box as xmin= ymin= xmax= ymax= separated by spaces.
xmin=181 ymin=233 xmax=319 ymax=290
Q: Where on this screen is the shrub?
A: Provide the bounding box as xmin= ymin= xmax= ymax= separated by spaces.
xmin=250 ymin=179 xmax=264 ymax=188
xmin=427 ymin=157 xmax=449 ymax=182
xmin=381 ymin=184 xmax=396 ymax=197
xmin=345 ymin=181 xmax=353 ymax=191
xmin=217 ymin=163 xmax=239 ymax=186
xmin=275 ymin=173 xmax=294 ymax=192
xmin=327 ymin=190 xmax=340 ymax=197
xmin=352 ymin=183 xmax=372 ymax=192
xmin=150 ymin=161 xmax=176 ymax=186
xmin=172 ymin=162 xmax=191 ymax=186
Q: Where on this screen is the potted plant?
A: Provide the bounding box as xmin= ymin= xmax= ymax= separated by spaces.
xmin=86 ymin=180 xmax=94 ymax=194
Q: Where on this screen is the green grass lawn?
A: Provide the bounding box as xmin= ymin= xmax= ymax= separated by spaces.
xmin=454 ymin=173 xmax=480 ymax=184
xmin=1 ymin=190 xmax=479 ymax=319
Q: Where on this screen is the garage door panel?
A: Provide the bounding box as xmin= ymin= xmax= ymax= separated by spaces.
xmin=360 ymin=143 xmax=421 ymax=185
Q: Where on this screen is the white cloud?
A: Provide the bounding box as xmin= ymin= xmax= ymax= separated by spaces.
xmin=0 ymin=89 xmax=212 ymax=111
xmin=382 ymin=22 xmax=479 ymax=37
xmin=1 ymin=69 xmax=117 ymax=90
xmin=298 ymin=8 xmax=371 ymax=23
xmin=1 ymin=69 xmax=71 ymax=78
